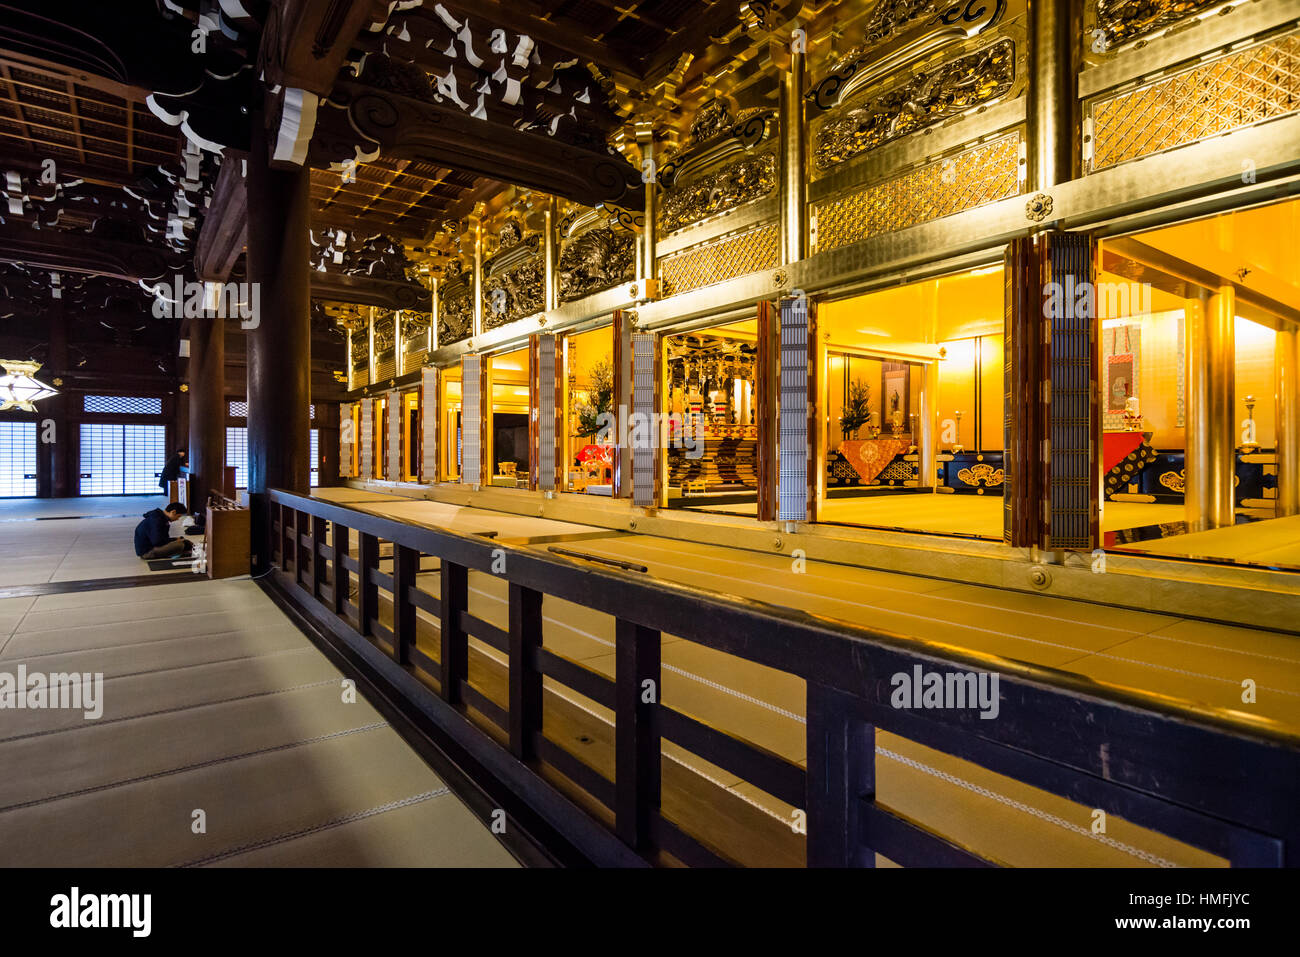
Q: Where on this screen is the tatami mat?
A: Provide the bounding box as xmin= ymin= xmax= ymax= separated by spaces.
xmin=0 ymin=561 xmax=516 ymax=867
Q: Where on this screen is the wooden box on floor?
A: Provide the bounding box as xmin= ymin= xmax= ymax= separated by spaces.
xmin=205 ymin=502 xmax=250 ymax=579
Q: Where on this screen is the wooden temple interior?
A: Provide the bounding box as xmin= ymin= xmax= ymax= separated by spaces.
xmin=0 ymin=0 xmax=1297 ymax=875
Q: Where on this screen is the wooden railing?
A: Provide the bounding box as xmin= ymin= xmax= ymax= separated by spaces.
xmin=266 ymin=488 xmax=1300 ymax=867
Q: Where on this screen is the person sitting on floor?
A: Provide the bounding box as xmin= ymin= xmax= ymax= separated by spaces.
xmin=134 ymin=502 xmax=193 ymax=561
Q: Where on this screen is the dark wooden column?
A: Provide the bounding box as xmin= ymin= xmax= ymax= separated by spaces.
xmin=188 ymin=314 xmax=226 ymax=509
xmin=246 ymin=107 xmax=311 ymax=573
xmin=316 ymin=401 xmax=341 ymax=488
xmin=39 ymin=297 xmax=71 ymax=497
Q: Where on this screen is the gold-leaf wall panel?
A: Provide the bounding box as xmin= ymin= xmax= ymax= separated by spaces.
xmin=658 ymin=222 xmax=780 ymax=297
xmin=812 ymin=133 xmax=1021 ymax=253
xmin=1091 ymin=32 xmax=1300 ymax=170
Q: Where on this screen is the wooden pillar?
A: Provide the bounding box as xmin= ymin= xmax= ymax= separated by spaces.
xmin=1004 ymin=231 xmax=1100 ymax=551
xmin=1185 ymin=288 xmax=1236 ymax=531
xmin=612 ymin=309 xmax=634 ymax=498
xmin=317 ymin=401 xmax=340 ymax=488
xmin=39 ymin=297 xmax=71 ymax=497
xmin=246 ymin=106 xmax=311 ymax=573
xmin=1277 ymin=325 xmax=1300 ymax=517
xmin=756 ymin=299 xmax=779 ymax=522
xmin=188 ymin=313 xmax=226 ymax=509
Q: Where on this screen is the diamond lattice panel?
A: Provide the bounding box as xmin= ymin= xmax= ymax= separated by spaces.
xmin=812 ymin=133 xmax=1021 ymax=254
xmin=658 ymin=222 xmax=779 ymax=297
xmin=1091 ymin=33 xmax=1300 ymax=170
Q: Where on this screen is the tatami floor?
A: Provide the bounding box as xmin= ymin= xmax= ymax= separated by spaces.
xmin=685 ymin=491 xmax=1300 ymax=566
xmin=690 ymin=491 xmax=1184 ymax=537
xmin=0 ymin=494 xmax=194 ymax=585
xmin=320 ymin=485 xmax=1300 ymax=866
xmin=0 ymin=498 xmax=518 ymax=868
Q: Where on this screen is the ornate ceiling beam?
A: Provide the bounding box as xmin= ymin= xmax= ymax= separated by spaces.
xmin=327 ymin=80 xmax=646 ymax=211
xmin=427 ymin=0 xmax=640 ymax=80
xmin=310 ymin=271 xmax=430 ymax=312
xmin=0 ymin=222 xmax=180 ymax=284
xmin=194 ymin=155 xmax=247 ymax=282
xmin=259 ymin=0 xmax=388 ymax=169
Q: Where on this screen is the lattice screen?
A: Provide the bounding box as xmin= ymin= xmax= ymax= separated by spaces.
xmin=360 ymin=398 xmax=373 ymax=479
xmin=421 ymin=368 xmax=438 ymax=483
xmin=83 ymin=395 xmax=163 ymax=415
xmin=1044 ymin=234 xmax=1097 ymax=550
xmin=462 ymin=355 xmax=482 ymax=484
xmin=631 ymin=332 xmax=657 ymax=507
xmin=386 ymin=389 xmax=401 ymax=480
xmin=339 ymin=401 xmax=354 ymax=477
xmin=538 ymin=335 xmax=558 ymax=491
xmin=778 ymin=297 xmax=811 ymax=521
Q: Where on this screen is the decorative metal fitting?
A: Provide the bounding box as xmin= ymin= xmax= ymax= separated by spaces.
xmin=1025 ymin=193 xmax=1054 ymax=223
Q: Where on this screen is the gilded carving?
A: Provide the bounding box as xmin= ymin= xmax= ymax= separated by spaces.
xmin=401 ymin=312 xmax=431 ymax=339
xmin=484 ymin=258 xmax=545 ymax=327
xmin=1095 ymin=0 xmax=1221 ymax=49
xmin=1159 ymin=469 xmax=1185 ymax=493
xmin=659 ymin=148 xmax=777 ymax=233
xmin=958 ymin=463 xmax=1005 ymax=486
xmin=691 ymin=98 xmax=734 ymax=143
xmin=438 ymin=285 xmax=473 ymax=345
xmin=814 ymin=38 xmax=1015 ymax=170
xmin=557 ymin=226 xmax=636 ymax=303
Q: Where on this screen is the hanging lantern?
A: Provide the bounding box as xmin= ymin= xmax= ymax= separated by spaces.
xmin=0 ymin=360 xmax=58 ymax=411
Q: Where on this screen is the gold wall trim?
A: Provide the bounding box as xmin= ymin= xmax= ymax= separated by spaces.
xmin=811 ymin=132 xmax=1022 ymax=255
xmin=658 ymin=222 xmax=780 ymax=298
xmin=1079 ymin=0 xmax=1300 ymax=97
xmin=656 ymin=194 xmax=780 ymax=258
xmin=1089 ymin=29 xmax=1300 ymax=170
xmin=808 ymin=98 xmax=1024 ymax=203
xmin=658 ymin=146 xmax=777 ymax=236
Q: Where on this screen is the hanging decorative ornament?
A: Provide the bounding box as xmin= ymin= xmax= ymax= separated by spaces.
xmin=0 ymin=360 xmax=58 ymax=411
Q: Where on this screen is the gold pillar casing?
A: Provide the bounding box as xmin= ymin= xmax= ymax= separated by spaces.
xmin=917 ymin=363 xmax=937 ymax=489
xmin=637 ymin=126 xmax=658 ymax=288
xmin=472 ymin=217 xmax=483 ymax=338
xmin=367 ymin=307 xmax=377 ymax=386
xmin=544 ymin=196 xmax=558 ymax=312
xmin=1185 ymin=288 xmax=1236 ymax=531
xmin=394 ymin=310 xmax=403 ymax=377
xmin=1029 ymin=0 xmax=1075 ymax=191
xmin=346 ymin=328 xmax=353 ymax=392
xmin=1276 ymin=325 xmax=1300 ymax=517
xmin=779 ymin=47 xmax=808 ymax=266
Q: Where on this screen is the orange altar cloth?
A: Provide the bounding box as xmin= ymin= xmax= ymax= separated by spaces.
xmin=838 ymin=438 xmax=911 ymax=484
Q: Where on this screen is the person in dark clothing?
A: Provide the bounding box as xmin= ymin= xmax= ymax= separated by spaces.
xmin=159 ymin=448 xmax=187 ymax=491
xmin=134 ymin=502 xmax=192 ymax=560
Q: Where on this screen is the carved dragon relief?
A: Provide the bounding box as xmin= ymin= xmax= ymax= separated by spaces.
xmin=810 ymin=0 xmax=1007 ymax=111
xmin=1093 ymin=0 xmax=1224 ymax=50
xmin=482 ymin=233 xmax=544 ymax=329
xmin=557 ymin=218 xmax=636 ymax=304
xmin=438 ymin=264 xmax=474 ymax=346
xmin=658 ymin=107 xmax=778 ymax=234
xmin=813 ymin=37 xmax=1016 ymax=171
